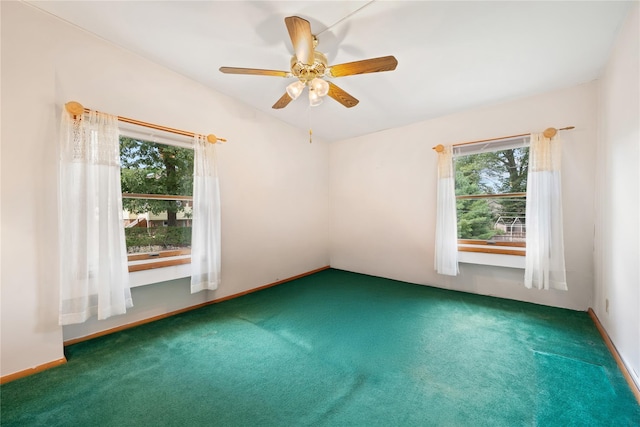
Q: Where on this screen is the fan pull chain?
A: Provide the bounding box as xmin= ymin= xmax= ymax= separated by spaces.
xmin=308 ymin=106 xmax=313 ymax=143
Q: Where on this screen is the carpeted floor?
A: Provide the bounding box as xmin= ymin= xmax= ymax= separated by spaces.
xmin=2 ymin=269 xmax=639 ymax=426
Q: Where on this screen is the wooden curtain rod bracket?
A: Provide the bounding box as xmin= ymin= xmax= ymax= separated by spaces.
xmin=65 ymin=101 xmax=84 ymax=117
xmin=206 ymin=134 xmax=227 ymax=144
xmin=65 ymin=100 xmax=227 ymax=144
xmin=432 ymin=126 xmax=575 ymax=151
xmin=543 ymin=126 xmax=575 ymax=138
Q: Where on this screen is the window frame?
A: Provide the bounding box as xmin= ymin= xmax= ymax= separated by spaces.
xmin=453 ymin=137 xmax=529 ymax=257
xmin=118 ymin=125 xmax=195 ymax=273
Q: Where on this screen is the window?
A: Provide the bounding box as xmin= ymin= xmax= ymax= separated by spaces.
xmin=120 ymin=136 xmax=194 ymax=272
xmin=453 ymin=136 xmax=529 ymax=256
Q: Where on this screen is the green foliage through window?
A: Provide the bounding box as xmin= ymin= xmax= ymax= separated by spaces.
xmin=454 ymin=146 xmax=529 ymax=241
xmin=124 ymin=226 xmax=192 ymax=254
xmin=120 ymin=137 xmax=194 ymax=254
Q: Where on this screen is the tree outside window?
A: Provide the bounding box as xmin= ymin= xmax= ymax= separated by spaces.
xmin=454 ymin=146 xmax=529 ymax=242
xmin=120 ymin=137 xmax=194 ymax=255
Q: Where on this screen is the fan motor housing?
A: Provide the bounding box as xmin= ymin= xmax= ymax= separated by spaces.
xmin=290 ymin=51 xmax=328 ymax=82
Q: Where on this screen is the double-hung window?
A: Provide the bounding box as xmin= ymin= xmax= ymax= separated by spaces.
xmin=453 ymin=136 xmax=529 ymax=256
xmin=120 ymin=134 xmax=194 ymax=272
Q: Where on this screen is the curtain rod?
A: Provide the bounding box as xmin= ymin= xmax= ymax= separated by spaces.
xmin=64 ymin=101 xmax=227 ymax=144
xmin=432 ymin=126 xmax=574 ymax=153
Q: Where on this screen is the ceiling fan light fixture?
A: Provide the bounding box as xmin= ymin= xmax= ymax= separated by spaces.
xmin=286 ymin=80 xmax=305 ymax=100
xmin=309 ymin=87 xmax=323 ymax=107
xmin=310 ymin=78 xmax=329 ymax=97
xmin=220 ymin=16 xmax=397 ymax=110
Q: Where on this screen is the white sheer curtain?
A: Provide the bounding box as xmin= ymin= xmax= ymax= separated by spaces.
xmin=59 ymin=110 xmax=133 ymax=325
xmin=190 ymin=135 xmax=221 ymax=293
xmin=435 ymin=145 xmax=459 ymax=276
xmin=524 ymin=133 xmax=567 ymax=290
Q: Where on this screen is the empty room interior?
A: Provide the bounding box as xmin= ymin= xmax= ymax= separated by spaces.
xmin=1 ymin=1 xmax=639 ymax=425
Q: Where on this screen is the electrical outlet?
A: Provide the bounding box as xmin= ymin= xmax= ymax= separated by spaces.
xmin=605 ymin=299 xmax=609 ymax=314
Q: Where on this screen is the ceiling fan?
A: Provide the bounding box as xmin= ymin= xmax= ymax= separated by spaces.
xmin=219 ymin=16 xmax=398 ymax=109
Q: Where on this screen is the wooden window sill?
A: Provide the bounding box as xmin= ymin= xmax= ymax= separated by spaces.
xmin=458 ymin=239 xmax=525 ymax=256
xmin=128 ymin=258 xmax=191 ymax=272
xmin=127 ymin=249 xmax=191 ymax=272
xmin=458 ymin=246 xmax=525 ymax=256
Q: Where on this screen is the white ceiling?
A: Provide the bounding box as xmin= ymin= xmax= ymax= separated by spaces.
xmin=29 ymin=1 xmax=632 ymax=142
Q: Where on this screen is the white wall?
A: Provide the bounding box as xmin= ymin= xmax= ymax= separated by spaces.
xmin=595 ymin=5 xmax=639 ymax=388
xmin=330 ymin=82 xmax=598 ymax=311
xmin=2 ymin=0 xmax=635 ymax=382
xmin=0 ymin=2 xmax=329 ymax=377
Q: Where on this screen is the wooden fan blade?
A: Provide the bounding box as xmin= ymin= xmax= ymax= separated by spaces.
xmin=272 ymin=92 xmax=293 ymax=109
xmin=219 ymin=67 xmax=290 ymax=77
xmin=327 ymin=82 xmax=359 ymax=108
xmin=328 ymin=56 xmax=398 ymax=77
xmin=285 ymin=16 xmax=314 ymax=65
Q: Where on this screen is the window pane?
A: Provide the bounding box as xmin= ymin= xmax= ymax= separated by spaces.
xmin=120 ymin=137 xmax=194 ymax=197
xmin=456 ymin=196 xmax=526 ymax=241
xmin=120 ymin=137 xmax=194 ymax=257
xmin=454 ymin=145 xmax=529 ymax=242
xmin=454 ymin=147 xmax=529 ymax=196
xmin=123 ymin=201 xmax=192 ymax=254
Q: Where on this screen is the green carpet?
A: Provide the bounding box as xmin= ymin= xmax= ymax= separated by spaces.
xmin=2 ymin=269 xmax=639 ymax=426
